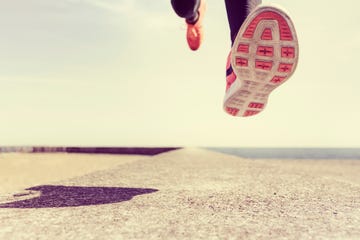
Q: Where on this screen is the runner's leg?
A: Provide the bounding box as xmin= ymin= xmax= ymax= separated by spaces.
xmin=171 ymin=0 xmax=200 ymax=23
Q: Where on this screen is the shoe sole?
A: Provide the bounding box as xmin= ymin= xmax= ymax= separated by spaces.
xmin=224 ymin=5 xmax=299 ymax=117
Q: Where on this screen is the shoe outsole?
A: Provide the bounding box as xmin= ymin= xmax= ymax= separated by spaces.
xmin=224 ymin=5 xmax=299 ymax=117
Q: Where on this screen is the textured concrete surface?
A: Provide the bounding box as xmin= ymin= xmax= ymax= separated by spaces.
xmin=0 ymin=153 xmax=146 ymax=194
xmin=0 ymin=148 xmax=359 ymax=239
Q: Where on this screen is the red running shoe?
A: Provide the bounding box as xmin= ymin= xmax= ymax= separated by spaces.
xmin=224 ymin=5 xmax=299 ymax=117
xmin=186 ymin=0 xmax=206 ymax=51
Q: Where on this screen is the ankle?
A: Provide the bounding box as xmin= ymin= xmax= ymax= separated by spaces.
xmin=186 ymin=11 xmax=199 ymax=25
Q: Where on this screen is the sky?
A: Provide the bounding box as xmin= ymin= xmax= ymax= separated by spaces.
xmin=0 ymin=0 xmax=360 ymax=147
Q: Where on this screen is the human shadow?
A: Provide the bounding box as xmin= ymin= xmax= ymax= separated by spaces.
xmin=0 ymin=185 xmax=158 ymax=209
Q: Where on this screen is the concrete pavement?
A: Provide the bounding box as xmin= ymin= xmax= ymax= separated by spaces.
xmin=0 ymin=148 xmax=359 ymax=239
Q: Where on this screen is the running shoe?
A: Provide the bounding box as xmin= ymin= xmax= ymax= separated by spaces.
xmin=186 ymin=0 xmax=206 ymax=51
xmin=224 ymin=5 xmax=299 ymax=117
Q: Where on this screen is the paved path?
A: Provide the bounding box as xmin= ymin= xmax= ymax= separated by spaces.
xmin=0 ymin=152 xmax=145 ymax=194
xmin=0 ymin=148 xmax=359 ymax=239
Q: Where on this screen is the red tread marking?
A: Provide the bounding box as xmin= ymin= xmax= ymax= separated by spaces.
xmin=242 ymin=11 xmax=293 ymax=41
xmin=255 ymin=60 xmax=273 ymax=70
xmin=236 ymin=57 xmax=248 ymax=67
xmin=278 ymin=63 xmax=293 ymax=73
xmin=242 ymin=20 xmax=259 ymax=38
xmin=281 ymin=47 xmax=295 ymax=58
xmin=226 ymin=107 xmax=239 ymax=116
xmin=261 ymin=28 xmax=273 ymax=40
xmin=244 ymin=110 xmax=260 ymax=117
xmin=257 ymin=46 xmax=274 ymax=56
xmin=248 ymin=102 xmax=264 ymax=109
xmin=237 ymin=44 xmax=249 ymax=53
xmin=270 ymin=76 xmax=286 ymax=84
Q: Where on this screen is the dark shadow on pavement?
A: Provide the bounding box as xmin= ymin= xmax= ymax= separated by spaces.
xmin=0 ymin=185 xmax=158 ymax=209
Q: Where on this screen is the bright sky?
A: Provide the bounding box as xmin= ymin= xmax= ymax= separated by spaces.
xmin=1 ymin=0 xmax=359 ymax=147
